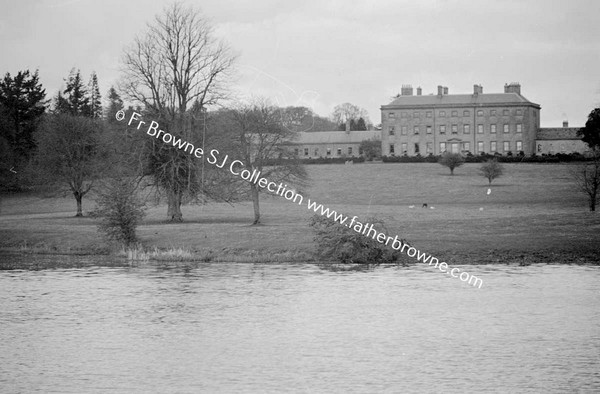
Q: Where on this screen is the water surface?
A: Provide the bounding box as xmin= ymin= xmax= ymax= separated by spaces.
xmin=1 ymin=261 xmax=599 ymax=393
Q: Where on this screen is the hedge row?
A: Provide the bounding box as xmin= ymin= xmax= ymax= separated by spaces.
xmin=381 ymin=152 xmax=589 ymax=163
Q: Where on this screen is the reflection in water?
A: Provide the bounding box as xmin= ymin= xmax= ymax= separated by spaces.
xmin=0 ymin=262 xmax=599 ymax=392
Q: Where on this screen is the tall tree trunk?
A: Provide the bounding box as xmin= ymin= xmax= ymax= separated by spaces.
xmin=251 ymin=185 xmax=260 ymax=225
xmin=74 ymin=191 xmax=83 ymax=217
xmin=167 ymin=189 xmax=183 ymax=222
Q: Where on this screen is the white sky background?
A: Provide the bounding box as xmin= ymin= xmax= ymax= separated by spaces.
xmin=1 ymin=0 xmax=599 ymax=127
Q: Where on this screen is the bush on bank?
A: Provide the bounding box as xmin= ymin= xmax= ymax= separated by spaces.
xmin=309 ymin=214 xmax=408 ymax=265
xmin=91 ymin=178 xmax=146 ymax=247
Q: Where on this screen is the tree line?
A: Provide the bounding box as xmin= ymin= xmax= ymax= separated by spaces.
xmin=0 ymin=3 xmax=377 ymax=241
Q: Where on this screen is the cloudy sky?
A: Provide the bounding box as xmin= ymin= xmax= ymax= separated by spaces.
xmin=2 ymin=0 xmax=599 ymax=126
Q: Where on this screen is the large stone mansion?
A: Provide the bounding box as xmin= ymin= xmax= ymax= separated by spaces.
xmin=380 ymin=83 xmax=587 ymax=157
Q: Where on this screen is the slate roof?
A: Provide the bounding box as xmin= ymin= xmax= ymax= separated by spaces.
xmin=536 ymin=127 xmax=582 ymax=140
xmin=287 ymin=130 xmax=380 ymax=145
xmin=382 ymin=93 xmax=540 ymax=108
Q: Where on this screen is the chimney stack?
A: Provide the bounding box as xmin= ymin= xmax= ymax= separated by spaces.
xmin=437 ymin=85 xmax=443 ymax=96
xmin=504 ymin=82 xmax=521 ymax=95
xmin=443 ymin=86 xmax=448 ymax=95
xmin=416 ymin=86 xmax=422 ymax=96
xmin=473 ymin=84 xmax=483 ymax=95
xmin=345 ymin=119 xmax=351 ymax=133
xmin=563 ymin=120 xmax=569 ymax=128
xmin=401 ymin=84 xmax=413 ymax=96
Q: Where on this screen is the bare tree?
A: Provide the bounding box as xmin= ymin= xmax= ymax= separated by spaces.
xmin=479 ymin=159 xmax=504 ymax=184
xmin=33 ymin=114 xmax=107 ymax=216
xmin=331 ymin=103 xmax=369 ymax=129
xmin=119 ymin=3 xmax=236 ymax=221
xmin=225 ymin=99 xmax=308 ymax=225
xmin=572 ymin=150 xmax=600 ymax=211
xmin=438 ymin=152 xmax=465 ymax=175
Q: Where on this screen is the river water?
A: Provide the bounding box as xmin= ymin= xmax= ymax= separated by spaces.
xmin=1 ymin=260 xmax=599 ymax=393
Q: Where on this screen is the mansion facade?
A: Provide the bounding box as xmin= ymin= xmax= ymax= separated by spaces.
xmin=380 ymin=83 xmax=587 ymax=156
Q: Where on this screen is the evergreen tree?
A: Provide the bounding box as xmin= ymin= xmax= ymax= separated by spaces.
xmin=356 ymin=117 xmax=367 ymax=131
xmin=55 ymin=68 xmax=89 ymax=116
xmin=0 ymin=69 xmax=47 ymax=160
xmin=105 ymin=86 xmax=123 ymax=122
xmin=578 ymin=107 xmax=600 ymax=150
xmin=88 ymin=72 xmax=102 ymax=119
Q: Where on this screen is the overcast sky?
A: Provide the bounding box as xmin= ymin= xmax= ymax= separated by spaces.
xmin=1 ymin=0 xmax=599 ymax=127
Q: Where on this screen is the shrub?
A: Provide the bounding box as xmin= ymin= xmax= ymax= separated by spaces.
xmin=309 ymin=214 xmax=408 ymax=265
xmin=479 ymin=159 xmax=504 ymax=184
xmin=438 ymin=152 xmax=465 ymax=175
xmin=92 ymin=178 xmax=146 ymax=247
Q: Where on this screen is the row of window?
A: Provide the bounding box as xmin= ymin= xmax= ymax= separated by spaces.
xmin=388 ymin=123 xmax=523 ymax=136
xmin=389 ymin=141 xmax=523 ymax=155
xmin=294 ymin=147 xmax=358 ymax=156
xmin=388 ymin=108 xmax=524 ymax=119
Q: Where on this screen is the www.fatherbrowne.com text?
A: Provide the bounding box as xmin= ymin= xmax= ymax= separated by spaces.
xmin=118 ymin=111 xmax=483 ymax=289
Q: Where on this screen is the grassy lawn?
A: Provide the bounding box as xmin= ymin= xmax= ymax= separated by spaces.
xmin=1 ymin=162 xmax=599 ymax=264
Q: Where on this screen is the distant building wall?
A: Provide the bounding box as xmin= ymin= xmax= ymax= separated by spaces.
xmin=535 ymin=126 xmax=589 ymax=155
xmin=283 ymin=130 xmax=380 ymax=159
xmin=381 ymin=83 xmax=588 ymax=156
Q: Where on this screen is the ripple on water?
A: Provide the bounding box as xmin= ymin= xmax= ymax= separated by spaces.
xmin=0 ymin=259 xmax=599 ymax=393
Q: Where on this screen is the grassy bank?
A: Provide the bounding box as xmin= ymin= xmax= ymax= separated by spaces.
xmin=1 ymin=163 xmax=599 ymax=267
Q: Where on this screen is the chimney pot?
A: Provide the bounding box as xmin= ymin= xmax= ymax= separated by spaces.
xmin=401 ymin=84 xmax=413 ymax=96
xmin=563 ymin=121 xmax=568 ymax=128
xmin=504 ymin=82 xmax=521 ymax=95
